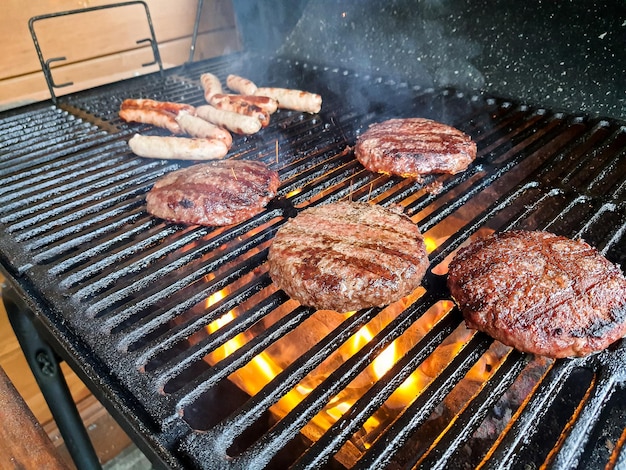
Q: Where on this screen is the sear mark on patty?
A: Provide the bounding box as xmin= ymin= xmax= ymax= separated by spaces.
xmin=267 ymin=201 xmax=429 ymax=313
xmin=355 ymin=118 xmax=477 ymax=178
xmin=447 ymin=230 xmax=626 ymax=358
xmin=146 ymin=160 xmax=280 ymax=226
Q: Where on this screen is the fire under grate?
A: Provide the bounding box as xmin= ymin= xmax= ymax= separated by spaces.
xmin=1 ymin=52 xmax=625 ymax=469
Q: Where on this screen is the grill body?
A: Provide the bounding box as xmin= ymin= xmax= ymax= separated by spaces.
xmin=1 ymin=53 xmax=625 ymax=469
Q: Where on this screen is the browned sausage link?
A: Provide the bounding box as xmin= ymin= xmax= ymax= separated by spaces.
xmin=254 ymin=87 xmax=322 ymax=114
xmin=209 ymin=93 xmax=271 ymax=127
xmin=119 ymin=107 xmax=183 ymax=134
xmin=226 ymin=74 xmax=258 ymax=95
xmin=195 ymin=105 xmax=262 ymax=135
xmin=128 ymin=134 xmax=229 ymax=160
xmin=175 ymin=112 xmax=233 ymax=148
xmin=120 ymin=98 xmax=195 ymax=117
xmin=210 ymin=93 xmax=278 ymax=114
xmin=200 ymin=73 xmax=223 ymax=102
xmin=235 ymin=94 xmax=278 ymax=114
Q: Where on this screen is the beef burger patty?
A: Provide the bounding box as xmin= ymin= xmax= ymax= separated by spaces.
xmin=447 ymin=230 xmax=626 ymax=358
xmin=355 ymin=118 xmax=477 ymax=178
xmin=267 ymin=201 xmax=429 ymax=313
xmin=146 ymin=160 xmax=279 ymax=226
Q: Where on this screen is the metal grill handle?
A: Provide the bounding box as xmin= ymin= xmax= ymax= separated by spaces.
xmin=28 ymin=0 xmax=164 ymax=104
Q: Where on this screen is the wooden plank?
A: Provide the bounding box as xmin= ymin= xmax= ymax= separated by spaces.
xmin=0 ymin=364 xmax=69 ymax=469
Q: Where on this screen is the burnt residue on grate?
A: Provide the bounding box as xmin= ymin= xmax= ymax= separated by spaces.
xmin=1 ymin=54 xmax=625 ymax=469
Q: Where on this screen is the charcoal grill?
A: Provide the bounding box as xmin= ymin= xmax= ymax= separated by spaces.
xmin=2 ymin=7 xmax=626 ymax=470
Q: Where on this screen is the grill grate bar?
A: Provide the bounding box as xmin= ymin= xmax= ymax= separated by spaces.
xmin=414 ymin=349 xmax=530 ymax=470
xmin=0 ymin=104 xmax=57 ymax=129
xmin=0 ymin=123 xmax=112 ymax=170
xmin=576 ymin=131 xmax=626 ymax=196
xmin=55 ymin=217 xmax=178 ymax=289
xmin=599 ymin=210 xmax=626 ymax=259
xmin=1 ymin=118 xmax=95 ymax=154
xmin=102 ymin=228 xmax=274 ymax=338
xmin=608 ymin=428 xmax=626 ymax=470
xmin=164 ymin=290 xmax=296 ymax=392
xmin=406 ymin=112 xmax=575 ymax=230
xmin=240 ymin=296 xmax=441 ymax=468
xmin=6 ymin=156 xmax=153 ymax=232
xmin=76 ymin=210 xmax=280 ymax=317
xmin=0 ymin=107 xmax=80 ymax=145
xmin=5 ymin=159 xmax=166 ymax=237
xmin=292 ymin=301 xmax=462 ymax=470
xmin=478 ymin=359 xmax=580 ymax=470
xmin=0 ymin=132 xmax=128 ymax=181
xmin=424 ymin=181 xmax=537 ymax=269
xmin=353 ymin=332 xmax=493 ymax=470
xmin=182 ymin=306 xmax=386 ymax=467
xmin=173 ymin=301 xmax=321 ymax=414
xmin=0 ymin=140 xmax=129 ymax=200
xmin=548 ymin=350 xmax=626 ymax=469
xmin=32 ymin=207 xmax=150 ymax=266
xmin=55 ymin=212 xmax=157 ymax=275
xmin=131 ymin=273 xmax=276 ymax=365
xmin=67 ymin=217 xmax=211 ymax=295
xmin=424 ymin=121 xmax=621 ymax=270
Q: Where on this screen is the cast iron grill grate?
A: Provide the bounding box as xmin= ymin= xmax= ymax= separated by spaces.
xmin=0 ymin=53 xmax=625 ymax=469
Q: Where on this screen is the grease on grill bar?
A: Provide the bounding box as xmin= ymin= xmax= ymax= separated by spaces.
xmin=1 ymin=54 xmax=626 ymax=470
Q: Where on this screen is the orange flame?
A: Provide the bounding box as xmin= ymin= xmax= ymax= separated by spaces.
xmin=286 ymin=188 xmax=303 ymax=198
xmin=205 ymin=289 xmax=244 ymax=362
xmin=205 ymin=289 xmax=226 ymax=310
xmin=423 ymin=235 xmax=438 ymax=254
xmin=199 ymin=284 xmax=504 ymax=466
xmin=372 ymin=341 xmax=396 ymax=379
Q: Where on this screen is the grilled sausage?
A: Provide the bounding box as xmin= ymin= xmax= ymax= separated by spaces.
xmin=226 ymin=74 xmax=258 ymax=95
xmin=208 ymin=93 xmax=273 ymax=127
xmin=119 ymin=99 xmax=195 ymax=134
xmin=195 ymin=105 xmax=263 ymax=135
xmin=200 ymin=73 xmax=223 ymax=102
xmin=128 ymin=134 xmax=229 ymax=160
xmin=120 ymin=98 xmax=194 ymax=116
xmin=175 ymin=111 xmax=233 ymax=148
xmin=254 ymin=87 xmax=322 ymax=114
xmin=220 ymin=93 xmax=278 ymax=115
xmin=119 ymin=108 xmax=182 ymax=134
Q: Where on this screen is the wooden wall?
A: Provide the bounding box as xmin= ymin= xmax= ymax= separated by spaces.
xmin=0 ymin=0 xmax=242 ymax=110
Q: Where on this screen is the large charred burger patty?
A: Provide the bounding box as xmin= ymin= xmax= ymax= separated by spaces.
xmin=355 ymin=118 xmax=477 ymax=178
xmin=447 ymin=230 xmax=626 ymax=358
xmin=146 ymin=160 xmax=280 ymax=226
xmin=267 ymin=201 xmax=429 ymax=313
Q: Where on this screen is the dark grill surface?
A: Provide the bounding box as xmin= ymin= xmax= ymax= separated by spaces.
xmin=1 ymin=52 xmax=626 ymax=469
